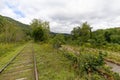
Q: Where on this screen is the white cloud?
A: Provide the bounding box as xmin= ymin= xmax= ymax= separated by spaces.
xmin=0 ymin=0 xmax=120 ymax=33
xmin=1 ymin=6 xmax=16 ymax=18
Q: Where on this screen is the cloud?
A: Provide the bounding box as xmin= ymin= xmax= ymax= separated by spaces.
xmin=1 ymin=0 xmax=120 ymax=33
xmin=5 ymin=1 xmax=25 ymax=18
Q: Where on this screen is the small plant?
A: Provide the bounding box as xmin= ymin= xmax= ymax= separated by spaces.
xmin=113 ymin=73 xmax=120 ymax=80
xmin=52 ymin=34 xmax=65 ymax=49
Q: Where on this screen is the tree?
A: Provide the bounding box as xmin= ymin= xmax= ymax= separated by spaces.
xmin=31 ymin=19 xmax=50 ymax=42
xmin=71 ymin=22 xmax=92 ymax=44
xmin=110 ymin=35 xmax=120 ymax=44
xmin=104 ymin=31 xmax=111 ymax=43
xmin=92 ymin=29 xmax=106 ymax=46
xmin=0 ymin=16 xmax=4 ymax=33
xmin=32 ymin=26 xmax=46 ymax=41
xmin=80 ymin=22 xmax=91 ymax=42
xmin=71 ymin=26 xmax=81 ymax=40
xmin=0 ymin=16 xmax=26 ymax=43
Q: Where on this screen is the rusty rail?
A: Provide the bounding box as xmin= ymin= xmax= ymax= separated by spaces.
xmin=0 ymin=45 xmax=26 ymax=73
xmin=32 ymin=44 xmax=39 ymax=80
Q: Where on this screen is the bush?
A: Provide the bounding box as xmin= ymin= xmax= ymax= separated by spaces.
xmin=113 ymin=73 xmax=120 ymax=80
xmin=62 ymin=50 xmax=107 ymax=78
xmin=52 ymin=34 xmax=65 ymax=49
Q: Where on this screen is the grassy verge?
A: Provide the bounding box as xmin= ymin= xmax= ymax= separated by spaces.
xmin=0 ymin=43 xmax=26 ymax=69
xmin=63 ymin=45 xmax=120 ymax=64
xmin=34 ymin=43 xmax=76 ymax=80
xmin=61 ymin=45 xmax=120 ymax=80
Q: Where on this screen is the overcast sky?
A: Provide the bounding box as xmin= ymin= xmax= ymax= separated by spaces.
xmin=0 ymin=0 xmax=120 ymax=33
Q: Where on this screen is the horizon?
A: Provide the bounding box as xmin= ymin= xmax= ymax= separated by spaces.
xmin=2 ymin=14 xmax=120 ymax=34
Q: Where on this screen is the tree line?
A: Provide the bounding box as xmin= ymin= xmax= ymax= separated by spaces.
xmin=1 ymin=15 xmax=120 ymax=46
xmin=30 ymin=19 xmax=120 ymax=48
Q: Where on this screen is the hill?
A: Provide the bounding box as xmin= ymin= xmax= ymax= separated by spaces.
xmin=0 ymin=15 xmax=30 ymax=30
xmin=0 ymin=15 xmax=30 ymax=42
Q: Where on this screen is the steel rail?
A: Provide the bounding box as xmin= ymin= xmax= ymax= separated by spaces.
xmin=32 ymin=44 xmax=39 ymax=80
xmin=0 ymin=45 xmax=26 ymax=73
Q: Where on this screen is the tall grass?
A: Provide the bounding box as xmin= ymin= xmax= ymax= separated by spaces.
xmin=34 ymin=43 xmax=76 ymax=80
xmin=0 ymin=43 xmax=17 ymax=57
xmin=0 ymin=43 xmax=25 ymax=69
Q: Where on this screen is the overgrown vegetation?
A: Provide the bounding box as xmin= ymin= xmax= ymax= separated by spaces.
xmin=30 ymin=19 xmax=50 ymax=42
xmin=0 ymin=14 xmax=120 ymax=80
xmin=34 ymin=43 xmax=75 ymax=80
xmin=0 ymin=15 xmax=29 ymax=70
xmin=61 ymin=48 xmax=120 ymax=80
xmin=0 ymin=43 xmax=25 ymax=69
xmin=70 ymin=22 xmax=120 ymax=46
xmin=0 ymin=15 xmax=30 ymax=43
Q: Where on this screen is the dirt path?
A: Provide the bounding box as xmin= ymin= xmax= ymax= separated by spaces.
xmin=106 ymin=61 xmax=120 ymax=74
xmin=0 ymin=44 xmax=35 ymax=80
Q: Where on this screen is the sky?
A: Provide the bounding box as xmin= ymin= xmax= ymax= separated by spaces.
xmin=0 ymin=0 xmax=120 ymax=33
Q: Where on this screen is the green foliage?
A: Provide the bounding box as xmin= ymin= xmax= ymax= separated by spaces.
xmin=0 ymin=15 xmax=28 ymax=43
xmin=0 ymin=43 xmax=25 ymax=69
xmin=62 ymin=49 xmax=107 ymax=79
xmin=0 ymin=43 xmax=25 ymax=57
xmin=71 ymin=22 xmax=92 ymax=45
xmin=104 ymin=31 xmax=111 ymax=42
xmin=71 ymin=27 xmax=81 ymax=40
xmin=52 ymin=34 xmax=65 ymax=49
xmin=105 ymin=43 xmax=120 ymax=52
xmin=92 ymin=28 xmax=120 ymax=45
xmin=94 ymin=34 xmax=106 ymax=46
xmin=78 ymin=52 xmax=106 ymax=76
xmin=32 ymin=27 xmax=45 ymax=41
xmin=0 ymin=16 xmax=5 ymax=33
xmin=110 ymin=35 xmax=120 ymax=44
xmin=113 ymin=73 xmax=120 ymax=80
xmin=31 ymin=19 xmax=50 ymax=42
xmin=34 ymin=43 xmax=75 ymax=80
xmin=70 ymin=22 xmax=120 ymax=46
xmin=0 ymin=43 xmax=15 ymax=57
xmin=63 ymin=52 xmax=77 ymax=64
xmin=90 ymin=73 xmax=105 ymax=80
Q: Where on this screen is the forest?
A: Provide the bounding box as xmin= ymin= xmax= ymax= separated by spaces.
xmin=0 ymin=14 xmax=120 ymax=80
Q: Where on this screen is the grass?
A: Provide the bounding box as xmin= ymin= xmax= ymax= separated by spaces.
xmin=63 ymin=45 xmax=120 ymax=64
xmin=0 ymin=43 xmax=35 ymax=80
xmin=34 ymin=43 xmax=76 ymax=80
xmin=1 ymin=42 xmax=119 ymax=79
xmin=62 ymin=45 xmax=120 ymax=79
xmin=0 ymin=43 xmax=26 ymax=69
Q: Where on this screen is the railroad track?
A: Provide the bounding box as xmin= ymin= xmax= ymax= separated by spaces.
xmin=0 ymin=43 xmax=38 ymax=80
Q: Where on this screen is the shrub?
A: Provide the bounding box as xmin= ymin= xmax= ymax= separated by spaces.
xmin=62 ymin=50 xmax=107 ymax=78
